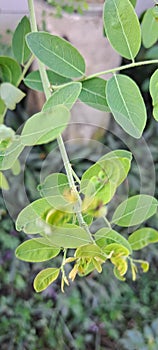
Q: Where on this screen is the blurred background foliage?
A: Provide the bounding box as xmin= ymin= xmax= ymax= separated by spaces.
xmin=1 ymin=10 xmax=158 ymax=350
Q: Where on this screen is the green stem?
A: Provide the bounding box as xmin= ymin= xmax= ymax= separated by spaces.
xmin=27 ymin=0 xmax=94 ymax=242
xmin=82 ymin=59 xmax=158 ymax=80
xmin=16 ymin=54 xmax=34 ymax=87
xmin=103 ymin=216 xmax=112 ymax=229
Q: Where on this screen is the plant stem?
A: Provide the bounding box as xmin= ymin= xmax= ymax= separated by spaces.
xmin=27 ymin=0 xmax=94 ymax=242
xmin=83 ymin=59 xmax=158 ymax=80
xmin=103 ymin=216 xmax=111 ymax=229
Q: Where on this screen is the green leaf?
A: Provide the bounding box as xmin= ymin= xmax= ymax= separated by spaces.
xmin=0 ymin=83 xmax=25 ymax=110
xmin=21 ymin=105 xmax=70 ymax=146
xmin=0 ymin=98 xmax=6 ymax=123
xmin=12 ymin=16 xmax=31 ymax=65
xmin=79 ymin=78 xmax=110 ymax=111
xmin=112 ymin=256 xmax=128 ymax=276
xmin=24 ymin=70 xmax=71 ymax=91
xmin=16 ymin=197 xmax=52 ymax=234
xmin=149 ymin=68 xmax=158 ymax=121
xmin=112 ymin=195 xmax=158 ymax=227
xmin=26 ymin=32 xmax=86 ymax=78
xmin=106 ymin=74 xmax=147 ymax=138
xmin=43 ymin=82 xmax=82 ymax=111
xmin=0 ymin=171 xmax=9 ymax=190
xmin=41 ymin=224 xmax=92 ymax=248
xmin=98 ymin=150 xmax=132 ymax=187
xmin=15 ymin=237 xmax=60 ymax=262
xmin=95 ymin=228 xmax=132 ymax=254
xmin=81 ymin=162 xmax=116 ymax=205
xmin=129 ymin=0 xmax=137 ymax=7
xmin=141 ymin=9 xmax=158 ymax=49
xmin=0 ymin=125 xmax=15 ymax=150
xmin=75 ymin=243 xmax=106 ymax=260
xmin=0 ymin=57 xmax=21 ymax=85
xmin=34 ymin=268 xmax=60 ymax=292
xmin=38 ymin=173 xmax=74 ymax=212
xmin=0 ymin=139 xmax=24 ymax=170
xmin=128 ymin=228 xmax=158 ymax=250
xmin=103 ymin=0 xmax=141 ymax=60
xmin=0 ymin=64 xmax=12 ymax=83
xmin=81 ymin=150 xmax=132 ymax=206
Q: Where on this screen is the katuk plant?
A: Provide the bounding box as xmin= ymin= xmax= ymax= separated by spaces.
xmin=0 ymin=0 xmax=158 ymax=292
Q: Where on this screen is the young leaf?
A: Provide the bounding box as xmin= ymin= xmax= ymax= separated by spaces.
xmin=0 ymin=171 xmax=9 ymax=190
xmin=106 ymin=74 xmax=147 ymax=138
xmin=24 ymin=70 xmax=71 ymax=92
xmin=95 ymin=228 xmax=132 ymax=254
xmin=0 ymin=83 xmax=25 ymax=110
xmin=103 ymin=243 xmax=130 ymax=258
xmin=34 ymin=268 xmax=60 ymax=292
xmin=79 ymin=78 xmax=110 ymax=111
xmin=26 ymin=32 xmax=86 ymax=78
xmin=103 ymin=0 xmax=141 ymax=60
xmin=16 ymin=197 xmax=52 ymax=234
xmin=21 ymin=105 xmax=70 ymax=146
xmin=0 ymin=139 xmax=24 ymax=171
xmin=111 ymin=256 xmax=128 ymax=276
xmin=149 ymin=68 xmax=158 ymax=121
xmin=12 ymin=16 xmax=31 ymax=65
xmin=43 ymin=82 xmax=82 ymax=111
xmin=141 ymin=9 xmax=158 ymax=49
xmin=0 ymin=57 xmax=21 ymax=85
xmin=112 ymin=195 xmax=158 ymax=227
xmin=128 ymin=228 xmax=158 ymax=250
xmin=15 ymin=237 xmax=60 ymax=262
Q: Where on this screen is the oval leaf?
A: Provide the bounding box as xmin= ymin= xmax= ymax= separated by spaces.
xmin=0 ymin=57 xmax=21 ymax=85
xmin=16 ymin=197 xmax=52 ymax=234
xmin=38 ymin=173 xmax=74 ymax=212
xmin=0 ymin=83 xmax=25 ymax=110
xmin=106 ymin=74 xmax=147 ymax=138
xmin=24 ymin=70 xmax=71 ymax=91
xmin=41 ymin=223 xmax=92 ymax=248
xmin=79 ymin=78 xmax=110 ymax=112
xmin=12 ymin=16 xmax=31 ymax=65
xmin=149 ymin=68 xmax=158 ymax=121
xmin=43 ymin=82 xmax=82 ymax=111
xmin=0 ymin=139 xmax=24 ymax=171
xmin=142 ymin=8 xmax=158 ymax=49
xmin=15 ymin=238 xmax=60 ymax=262
xmin=112 ymin=195 xmax=158 ymax=227
xmin=95 ymin=228 xmax=132 ymax=254
xmin=128 ymin=228 xmax=158 ymax=250
xmin=34 ymin=268 xmax=60 ymax=292
xmin=21 ymin=105 xmax=70 ymax=146
xmin=103 ymin=0 xmax=141 ymax=60
xmin=26 ymin=32 xmax=86 ymax=78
